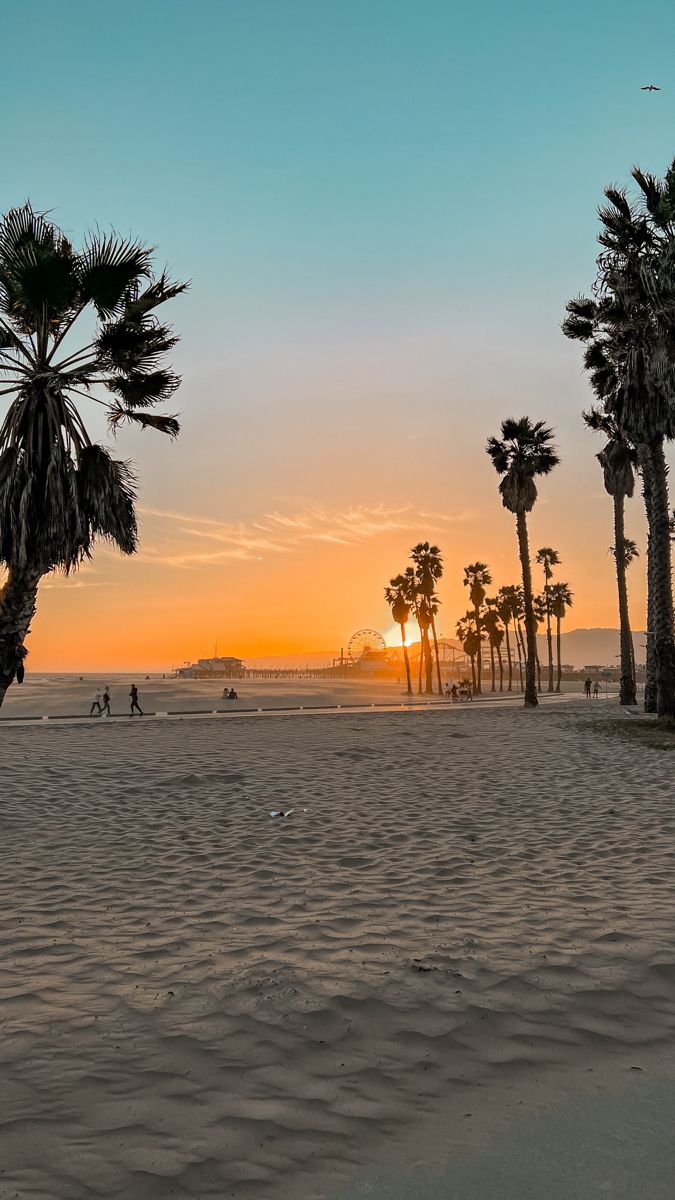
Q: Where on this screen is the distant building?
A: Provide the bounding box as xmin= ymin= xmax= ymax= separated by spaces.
xmin=356 ymin=649 xmax=394 ymax=676
xmin=177 ymin=656 xmax=244 ymax=678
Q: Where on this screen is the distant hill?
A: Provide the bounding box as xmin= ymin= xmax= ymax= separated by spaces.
xmin=243 ymin=629 xmax=645 ymax=671
xmin=536 ymin=628 xmax=646 ymax=669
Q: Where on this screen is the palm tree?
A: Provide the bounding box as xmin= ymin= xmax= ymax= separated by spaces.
xmin=384 ymin=574 xmax=413 ymax=694
xmin=512 ymin=586 xmax=528 ymax=691
xmin=535 ymin=547 xmax=560 ymax=692
xmin=496 ymin=586 xmax=518 ymax=691
xmin=401 ymin=565 xmax=424 ymax=694
xmin=549 ymin=582 xmax=573 ymax=693
xmin=411 ymin=542 xmax=444 ymax=694
xmin=483 ymin=600 xmax=505 ymax=692
xmin=563 ymin=167 xmax=675 ymax=717
xmin=533 ymin=593 xmax=548 ymax=693
xmin=455 ymin=613 xmax=482 ymax=692
xmin=0 ymin=204 xmax=185 ymax=705
xmin=486 ymin=419 xmax=559 ymax=707
xmin=462 ymin=562 xmax=491 ymax=693
xmin=583 ymin=408 xmax=638 ymax=705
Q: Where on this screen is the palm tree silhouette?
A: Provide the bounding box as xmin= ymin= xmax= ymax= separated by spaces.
xmin=0 ymin=204 xmax=185 ymax=704
xmin=549 ymin=582 xmax=573 ymax=693
xmin=496 ymin=586 xmax=519 ymax=691
xmin=486 ymin=419 xmax=559 ymax=707
xmin=533 ymin=593 xmax=548 ymax=693
xmin=462 ymin=562 xmax=491 ymax=693
xmin=536 ymin=547 xmax=560 ymax=692
xmin=483 ymin=600 xmax=505 ymax=692
xmin=455 ymin=613 xmax=482 ymax=693
xmin=384 ymin=574 xmax=413 ymax=694
xmin=584 ymin=408 xmax=638 ymax=705
xmin=411 ymin=542 xmax=444 ymax=694
xmin=512 ymin=586 xmax=528 ymax=692
xmin=563 ymin=165 xmax=675 ymax=717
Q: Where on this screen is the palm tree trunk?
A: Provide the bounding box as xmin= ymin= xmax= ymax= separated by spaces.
xmin=0 ymin=566 xmax=42 ymax=707
xmin=555 ymin=614 xmax=562 ymax=693
xmin=423 ymin=630 xmax=434 ymax=694
xmin=496 ymin=640 xmax=504 ymax=691
xmin=545 ymin=587 xmax=554 ymax=692
xmin=504 ymin=620 xmax=513 ymax=691
xmin=640 ymin=447 xmax=658 ymax=713
xmin=536 ymin=650 xmax=542 ymax=694
xmin=613 ymin=492 xmax=637 ymax=707
xmin=515 ymin=619 xmax=525 ymax=692
xmin=429 ymin=610 xmax=443 ymax=695
xmin=399 ymin=622 xmax=412 ymax=695
xmin=489 ymin=642 xmax=496 ymax=691
xmin=469 ymin=653 xmax=476 ymax=692
xmin=646 ymin=438 xmax=675 ymax=718
xmin=473 ymin=603 xmax=482 ymax=692
xmin=516 ymin=510 xmax=538 ymax=707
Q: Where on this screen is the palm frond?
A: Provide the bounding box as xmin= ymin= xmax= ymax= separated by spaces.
xmin=96 ymin=319 xmax=178 ymax=373
xmin=124 ymin=273 xmax=189 ymax=320
xmin=76 ymin=445 xmax=138 ymax=554
xmin=77 ymin=234 xmax=152 ymax=319
xmin=107 ymin=369 xmax=180 ymax=407
xmin=0 ymin=203 xmax=79 ymax=336
xmin=108 ymin=407 xmax=180 ymax=438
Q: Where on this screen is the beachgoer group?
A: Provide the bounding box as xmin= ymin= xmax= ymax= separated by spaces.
xmin=222 ymin=687 xmax=239 ymax=700
xmin=444 ymin=680 xmax=471 ymax=702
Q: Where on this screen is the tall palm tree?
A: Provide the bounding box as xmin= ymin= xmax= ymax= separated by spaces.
xmin=455 ymin=613 xmax=482 ymax=692
xmin=462 ymin=562 xmax=491 ymax=693
xmin=384 ymin=574 xmax=413 ymax=694
xmin=535 ymin=547 xmax=560 ymax=692
xmin=513 ymin=586 xmax=528 ymax=691
xmin=548 ymin=582 xmax=573 ymax=694
xmin=563 ymin=167 xmax=675 ymax=717
xmin=496 ymin=586 xmax=518 ymax=691
xmin=411 ymin=542 xmax=444 ymax=694
xmin=0 ymin=204 xmax=185 ymax=705
xmin=533 ymin=593 xmax=548 ymax=693
xmin=483 ymin=600 xmax=505 ymax=692
xmin=486 ymin=419 xmax=559 ymax=707
xmin=583 ymin=408 xmax=638 ymax=705
xmin=416 ymin=594 xmax=436 ymax=694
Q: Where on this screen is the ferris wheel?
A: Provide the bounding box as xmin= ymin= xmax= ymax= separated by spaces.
xmin=348 ymin=628 xmax=386 ymax=661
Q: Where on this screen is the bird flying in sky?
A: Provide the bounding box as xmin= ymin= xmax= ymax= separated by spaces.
xmin=641 ymin=84 xmax=661 ymax=91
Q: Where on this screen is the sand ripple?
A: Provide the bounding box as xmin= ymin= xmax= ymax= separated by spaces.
xmin=1 ymin=702 xmax=675 ymax=1197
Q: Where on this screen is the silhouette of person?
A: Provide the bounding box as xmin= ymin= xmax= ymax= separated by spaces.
xmin=584 ymin=677 xmax=592 ymax=698
xmin=129 ymin=684 xmax=143 ymax=716
xmin=102 ymin=688 xmax=111 ymax=717
xmin=90 ymin=689 xmax=103 ymax=716
xmin=593 ymin=681 xmax=600 ymax=699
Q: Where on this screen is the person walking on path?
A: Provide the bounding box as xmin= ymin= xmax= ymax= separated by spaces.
xmin=102 ymin=687 xmax=111 ymax=717
xmin=129 ymin=684 xmax=143 ymax=716
xmin=584 ymin=677 xmax=592 ymax=698
xmin=90 ymin=689 xmax=103 ymax=717
xmin=592 ymin=681 xmax=600 ymax=699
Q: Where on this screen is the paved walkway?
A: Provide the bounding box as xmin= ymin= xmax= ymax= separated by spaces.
xmin=331 ymin=1075 xmax=675 ymax=1200
xmin=0 ymin=692 xmax=581 ymax=728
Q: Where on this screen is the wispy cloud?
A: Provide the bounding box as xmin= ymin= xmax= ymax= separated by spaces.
xmin=41 ymin=578 xmax=111 ymax=590
xmin=136 ymin=502 xmax=466 ymax=569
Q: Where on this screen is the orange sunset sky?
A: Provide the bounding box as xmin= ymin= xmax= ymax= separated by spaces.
xmin=5 ymin=2 xmax=674 ymax=671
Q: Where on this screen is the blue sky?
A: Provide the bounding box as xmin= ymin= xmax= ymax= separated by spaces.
xmin=3 ymin=0 xmax=675 ymax=662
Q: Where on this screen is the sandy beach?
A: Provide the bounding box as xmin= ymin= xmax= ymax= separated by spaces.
xmin=2 ymin=694 xmax=675 ymax=1198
